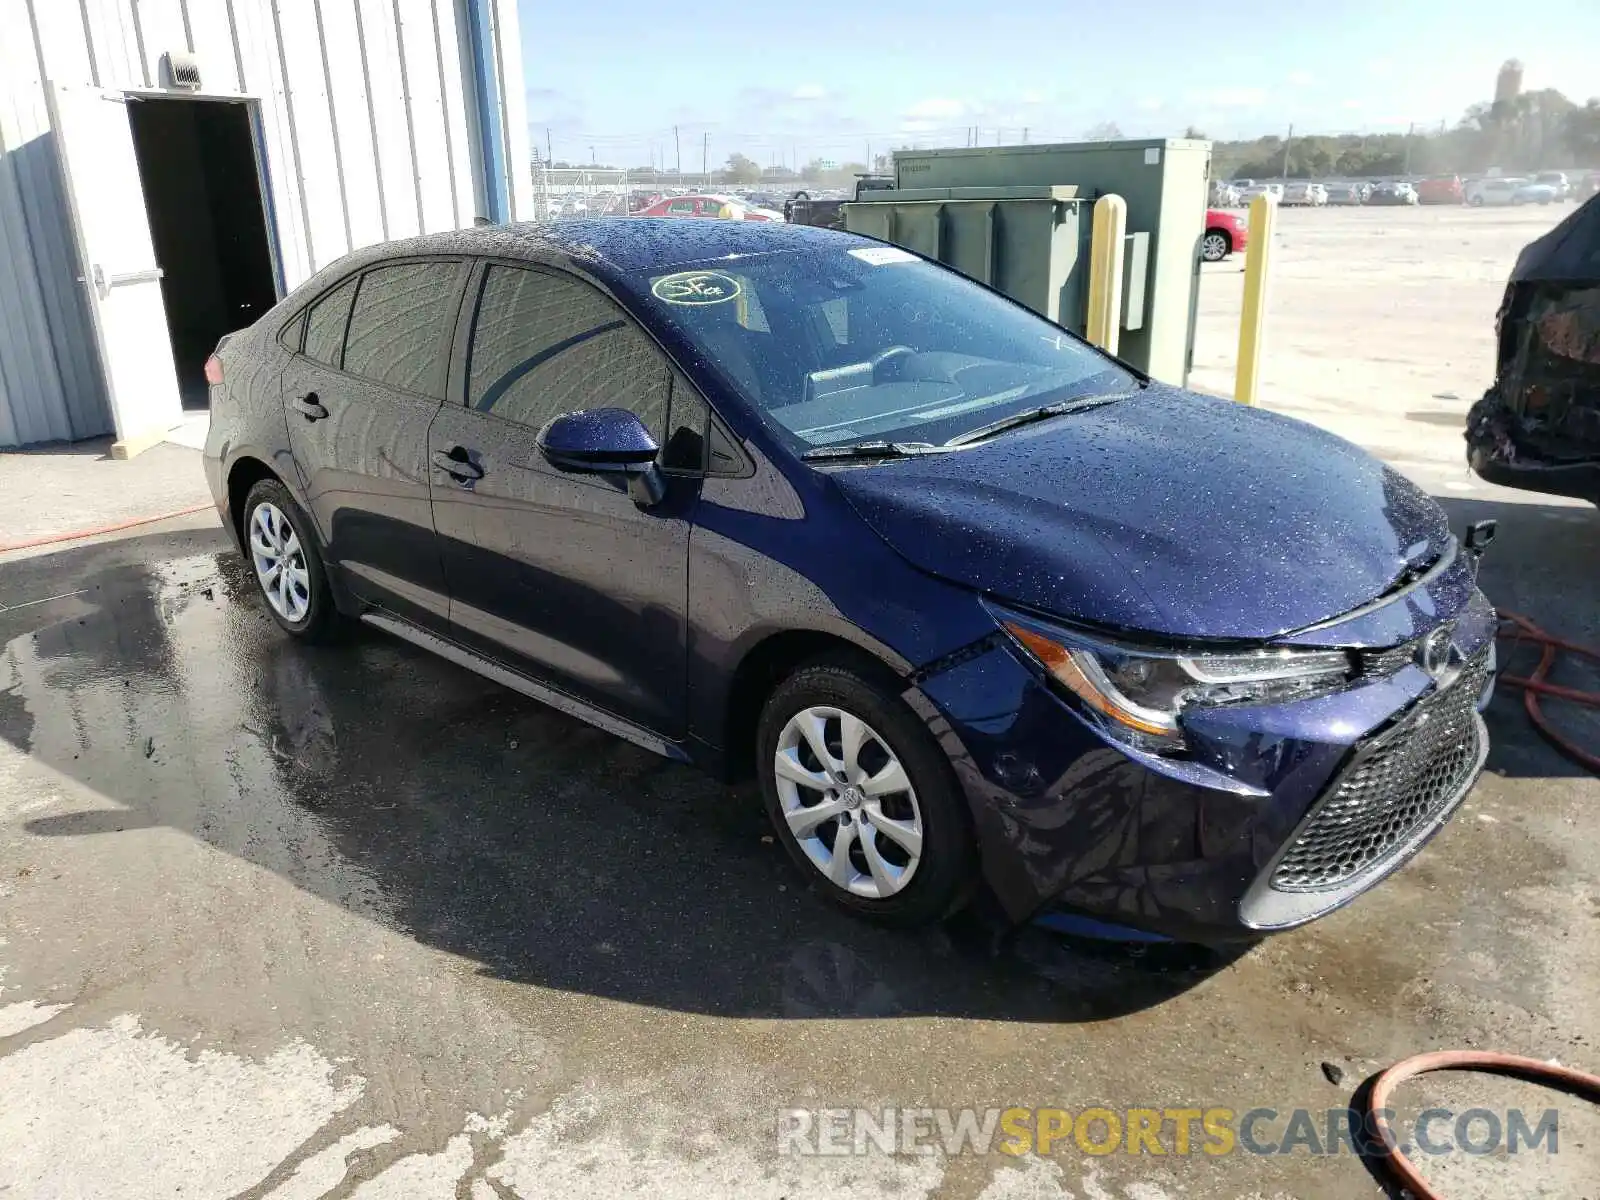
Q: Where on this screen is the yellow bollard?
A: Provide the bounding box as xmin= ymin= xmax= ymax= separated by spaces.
xmin=1233 ymin=192 xmax=1278 ymax=405
xmin=1086 ymin=194 xmax=1127 ymax=356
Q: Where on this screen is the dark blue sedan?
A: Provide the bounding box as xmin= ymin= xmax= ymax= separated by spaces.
xmin=202 ymin=218 xmax=1497 ymax=942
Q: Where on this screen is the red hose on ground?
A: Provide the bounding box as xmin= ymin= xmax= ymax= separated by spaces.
xmin=1366 ymin=612 xmax=1600 ymax=1197
xmin=1364 ymin=1051 xmax=1600 ymax=1199
xmin=1495 ymin=609 xmax=1600 ymax=774
xmin=0 ymin=504 xmax=213 ymax=554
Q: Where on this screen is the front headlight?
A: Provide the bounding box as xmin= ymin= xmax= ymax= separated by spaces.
xmin=996 ymin=608 xmax=1352 ymax=751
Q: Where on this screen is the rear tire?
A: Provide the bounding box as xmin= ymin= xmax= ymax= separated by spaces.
xmin=1201 ymin=230 xmax=1231 ymax=262
xmin=756 ymin=657 xmax=975 ymax=926
xmin=241 ymin=479 xmax=341 ymax=642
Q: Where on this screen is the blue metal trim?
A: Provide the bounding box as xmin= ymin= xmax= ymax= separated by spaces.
xmin=463 ymin=0 xmax=508 ymax=224
xmin=1031 ymin=911 xmax=1174 ymax=944
xmin=247 ymin=99 xmax=289 ymax=296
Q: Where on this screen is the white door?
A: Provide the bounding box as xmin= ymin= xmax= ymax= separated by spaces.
xmin=45 ymin=82 xmax=182 ymax=448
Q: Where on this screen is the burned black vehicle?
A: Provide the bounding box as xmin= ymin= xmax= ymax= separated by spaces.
xmin=1467 ymin=196 xmax=1600 ymax=505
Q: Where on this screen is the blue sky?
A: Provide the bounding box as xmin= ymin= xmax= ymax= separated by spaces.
xmin=516 ymin=0 xmax=1600 ymax=168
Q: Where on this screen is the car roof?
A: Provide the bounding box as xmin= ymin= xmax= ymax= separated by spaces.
xmin=317 ymin=218 xmax=874 ymax=283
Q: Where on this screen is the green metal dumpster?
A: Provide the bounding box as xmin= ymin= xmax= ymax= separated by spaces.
xmin=845 ymin=139 xmax=1211 ymax=383
xmin=842 ymin=185 xmax=1090 ymax=328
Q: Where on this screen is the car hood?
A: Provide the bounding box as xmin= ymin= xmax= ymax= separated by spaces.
xmin=830 ymin=385 xmax=1450 ymax=641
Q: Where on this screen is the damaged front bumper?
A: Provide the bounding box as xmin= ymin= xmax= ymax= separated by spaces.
xmin=1467 ymin=279 xmax=1600 ymax=505
xmin=1467 ymin=388 xmax=1600 ymax=502
xmin=906 ymin=578 xmax=1499 ymax=944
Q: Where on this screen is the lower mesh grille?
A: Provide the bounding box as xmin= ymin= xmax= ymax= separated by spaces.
xmin=1271 ymin=654 xmax=1490 ymax=892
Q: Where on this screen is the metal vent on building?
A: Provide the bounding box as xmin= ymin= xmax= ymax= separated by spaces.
xmin=162 ymin=51 xmax=202 ymax=91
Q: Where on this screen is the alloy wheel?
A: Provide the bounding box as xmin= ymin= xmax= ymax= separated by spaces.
xmin=773 ymin=705 xmax=924 ymax=899
xmin=1201 ymin=233 xmax=1228 ymax=262
xmin=249 ymin=502 xmax=311 ymax=623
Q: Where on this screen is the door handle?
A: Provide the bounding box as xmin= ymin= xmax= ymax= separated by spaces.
xmin=292 ymin=393 xmax=329 ymax=421
xmin=432 ymin=448 xmax=484 ymax=482
xmin=81 ymin=264 xmax=165 ymax=300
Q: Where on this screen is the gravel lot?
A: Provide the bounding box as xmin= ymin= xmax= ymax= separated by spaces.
xmin=0 ymin=203 xmax=1596 ymax=1199
xmin=1191 ymin=203 xmax=1585 ymax=498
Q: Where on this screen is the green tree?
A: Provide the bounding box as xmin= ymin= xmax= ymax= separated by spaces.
xmin=724 ymin=152 xmax=762 ymax=184
xmin=1565 ymin=100 xmax=1600 ymax=163
xmin=1083 ymin=121 xmax=1123 ymax=141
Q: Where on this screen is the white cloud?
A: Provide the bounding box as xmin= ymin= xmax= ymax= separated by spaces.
xmin=903 ymin=97 xmax=968 ymax=120
xmin=1020 ymin=89 xmax=1048 ymax=105
xmin=790 ymin=83 xmax=827 ymax=101
xmin=1286 ymin=69 xmax=1314 ymax=86
xmin=1136 ymin=96 xmax=1164 ymax=112
xmin=1187 ymin=87 xmax=1266 ymax=108
xmin=1342 ymin=98 xmax=1364 ymax=110
xmin=1367 ymin=58 xmax=1394 ymax=78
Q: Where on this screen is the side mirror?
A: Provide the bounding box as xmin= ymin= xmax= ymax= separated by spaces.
xmin=537 ymin=408 xmax=665 ymax=507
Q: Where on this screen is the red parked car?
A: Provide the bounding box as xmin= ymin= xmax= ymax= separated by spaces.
xmin=1201 ymin=209 xmax=1250 ymax=262
xmin=632 ymin=193 xmax=783 ymax=221
xmin=1415 ymin=176 xmax=1465 ymax=205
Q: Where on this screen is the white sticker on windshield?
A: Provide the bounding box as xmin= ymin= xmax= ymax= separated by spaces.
xmin=651 ymin=270 xmax=743 ymax=305
xmin=848 ymin=246 xmax=918 ymax=266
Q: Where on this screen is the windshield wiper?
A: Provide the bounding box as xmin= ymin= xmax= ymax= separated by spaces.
xmin=942 ymin=393 xmax=1134 ymax=448
xmin=800 ymin=440 xmax=943 ymax=461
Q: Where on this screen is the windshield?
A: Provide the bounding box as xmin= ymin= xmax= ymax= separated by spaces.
xmin=626 ymin=246 xmax=1136 ymax=451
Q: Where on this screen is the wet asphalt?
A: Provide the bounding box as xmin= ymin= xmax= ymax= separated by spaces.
xmin=0 ymin=499 xmax=1596 ymax=1199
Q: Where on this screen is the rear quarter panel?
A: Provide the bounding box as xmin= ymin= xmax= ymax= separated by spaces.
xmin=204 ymin=320 xmax=301 ymax=546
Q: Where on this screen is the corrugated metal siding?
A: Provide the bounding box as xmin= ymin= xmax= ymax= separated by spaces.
xmin=0 ymin=0 xmax=532 ymax=447
xmin=0 ymin=0 xmax=112 ymax=444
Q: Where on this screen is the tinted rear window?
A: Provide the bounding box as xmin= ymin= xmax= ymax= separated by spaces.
xmin=303 ymin=276 xmax=357 ymax=367
xmin=341 ymin=261 xmax=462 ymax=397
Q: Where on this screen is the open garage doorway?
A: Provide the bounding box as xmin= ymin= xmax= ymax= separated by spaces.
xmin=127 ymin=96 xmax=279 ymax=410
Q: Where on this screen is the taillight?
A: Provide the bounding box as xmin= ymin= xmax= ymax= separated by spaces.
xmin=204 ymin=354 xmax=224 ymax=385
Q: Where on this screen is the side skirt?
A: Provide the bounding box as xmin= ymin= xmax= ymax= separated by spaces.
xmin=359 ymin=611 xmax=691 ymax=763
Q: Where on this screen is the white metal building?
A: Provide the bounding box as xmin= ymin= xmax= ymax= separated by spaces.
xmin=0 ymin=0 xmax=535 ymax=451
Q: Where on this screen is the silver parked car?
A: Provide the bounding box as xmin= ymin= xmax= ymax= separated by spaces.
xmin=1282 ymin=182 xmax=1328 ymax=207
xmin=1533 ymin=171 xmax=1570 ymax=200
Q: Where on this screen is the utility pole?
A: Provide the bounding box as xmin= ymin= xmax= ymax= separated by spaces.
xmin=1403 ymin=122 xmax=1415 ymax=175
xmin=674 ymin=125 xmax=681 ymax=176
xmin=702 ymin=131 xmax=708 ymax=185
xmin=545 ymin=128 xmax=552 ymax=163
xmin=1280 ymin=123 xmax=1294 ymax=179
xmin=589 ymin=144 xmax=595 ymax=167
xmin=1023 ymin=127 xmax=1029 ymax=144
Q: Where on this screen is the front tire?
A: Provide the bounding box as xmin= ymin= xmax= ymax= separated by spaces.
xmin=242 ymin=479 xmax=341 ymax=641
xmin=1201 ymin=230 xmax=1231 ymax=262
xmin=756 ymin=658 xmax=975 ymax=926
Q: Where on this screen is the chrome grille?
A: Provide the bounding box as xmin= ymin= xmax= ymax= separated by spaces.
xmin=1271 ymin=653 xmax=1490 ymax=892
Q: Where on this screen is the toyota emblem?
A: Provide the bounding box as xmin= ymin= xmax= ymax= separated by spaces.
xmin=1419 ymin=626 xmax=1454 ymax=680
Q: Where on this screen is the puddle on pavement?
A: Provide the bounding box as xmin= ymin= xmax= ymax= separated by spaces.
xmin=0 ymin=550 xmax=1240 ymax=1031
xmin=2 ymin=541 xmax=1594 ymax=1199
